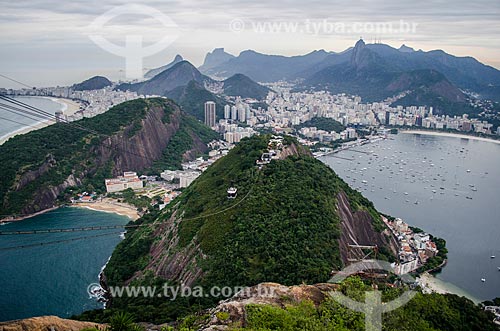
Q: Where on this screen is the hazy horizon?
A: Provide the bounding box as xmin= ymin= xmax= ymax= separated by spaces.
xmin=1 ymin=0 xmax=499 ymax=88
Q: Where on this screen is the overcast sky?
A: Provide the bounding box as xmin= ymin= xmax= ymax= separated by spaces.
xmin=1 ymin=0 xmax=499 ymax=87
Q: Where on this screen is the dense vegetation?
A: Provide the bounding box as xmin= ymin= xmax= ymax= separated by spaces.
xmin=149 ymin=112 xmax=219 ymax=173
xmin=0 ymin=98 xmax=150 ymax=215
xmin=82 ymin=135 xmax=393 ymax=323
xmin=174 ymin=276 xmax=497 ymax=331
xmin=295 ymin=117 xmax=345 ymax=133
xmin=72 ymin=76 xmax=112 ymax=91
xmin=165 ymin=80 xmax=228 ymax=121
xmin=0 ymin=98 xmax=215 ymax=216
xmin=222 ymin=73 xmax=271 ymax=100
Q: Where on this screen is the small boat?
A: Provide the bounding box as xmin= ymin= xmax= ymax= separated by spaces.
xmin=466 ymin=169 xmax=471 ymax=173
xmin=497 ymin=267 xmax=500 ymax=271
xmin=481 ymin=278 xmax=486 ymax=282
xmin=491 ymin=255 xmax=496 ymax=259
xmin=414 ymin=200 xmax=419 ymax=205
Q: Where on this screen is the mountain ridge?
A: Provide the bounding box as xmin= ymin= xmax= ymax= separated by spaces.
xmin=144 ymin=54 xmax=184 ymax=79
xmin=199 ymin=41 xmax=500 ymax=102
xmin=0 ymin=98 xmax=218 ymax=217
xmin=117 ymin=61 xmax=214 ymax=96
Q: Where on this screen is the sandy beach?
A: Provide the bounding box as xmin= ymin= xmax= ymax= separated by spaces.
xmin=401 ymin=130 xmax=500 ymax=145
xmin=417 ymin=272 xmax=481 ymax=303
xmin=0 ymin=97 xmax=82 ymax=145
xmin=52 ymin=97 xmax=81 ymax=116
xmin=71 ymin=198 xmax=140 ymax=221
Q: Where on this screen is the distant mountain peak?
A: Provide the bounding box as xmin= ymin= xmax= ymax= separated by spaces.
xmin=350 ymin=38 xmax=369 ymax=67
xmin=199 ymin=48 xmax=235 ymax=73
xmin=355 ymin=38 xmax=366 ymax=48
xmin=117 ymin=60 xmax=213 ymax=96
xmin=399 ymin=44 xmax=415 ymax=53
xmin=72 ymin=76 xmax=112 ymax=91
xmin=144 ymin=54 xmax=184 ymax=79
xmin=222 ymin=73 xmax=271 ymax=99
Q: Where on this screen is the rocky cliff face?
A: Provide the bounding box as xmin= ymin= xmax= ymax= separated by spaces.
xmin=337 ymin=192 xmax=398 ymax=264
xmin=0 ymin=98 xmax=215 ymax=217
xmin=96 ymin=105 xmax=183 ymax=177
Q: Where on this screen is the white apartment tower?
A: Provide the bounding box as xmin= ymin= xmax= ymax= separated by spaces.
xmin=204 ymin=101 xmax=216 ymax=127
xmin=224 ymin=104 xmax=231 ymax=119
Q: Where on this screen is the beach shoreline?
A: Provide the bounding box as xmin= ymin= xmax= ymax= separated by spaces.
xmin=0 ymin=96 xmax=82 ymax=145
xmin=1 ymin=199 xmax=139 ymax=224
xmin=70 ymin=199 xmax=140 ymax=221
xmin=401 ymin=129 xmax=500 ymax=145
xmin=417 ymin=272 xmax=481 ymax=304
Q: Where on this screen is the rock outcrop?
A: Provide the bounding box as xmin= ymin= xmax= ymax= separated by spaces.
xmin=0 ymin=98 xmax=216 ymax=218
xmin=197 ymin=283 xmax=339 ymax=330
xmin=0 ymin=316 xmax=104 ymax=331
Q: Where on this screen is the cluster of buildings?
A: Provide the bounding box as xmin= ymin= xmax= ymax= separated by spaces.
xmin=382 ymin=107 xmax=494 ymax=134
xmin=102 ymin=140 xmax=233 ymax=207
xmin=256 ymin=82 xmax=497 ymax=138
xmin=204 ymin=100 xmax=259 ymax=143
xmin=484 ymin=306 xmax=500 ymax=326
xmin=160 ymin=169 xmax=201 ymax=188
xmin=4 ymin=86 xmax=140 ymax=122
xmin=383 ymin=217 xmax=439 ymax=275
xmin=262 ymin=85 xmax=379 ymax=128
xmin=298 ymin=126 xmax=358 ymax=142
xmin=71 ymin=191 xmax=97 ymax=203
xmin=256 ymin=135 xmax=284 ymax=167
xmin=105 ymin=172 xmax=144 ymax=193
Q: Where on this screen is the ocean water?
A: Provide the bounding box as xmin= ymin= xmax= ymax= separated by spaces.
xmin=0 ymin=207 xmax=128 ymax=321
xmin=320 ymin=133 xmax=500 ymax=302
xmin=0 ymin=96 xmax=63 ymax=141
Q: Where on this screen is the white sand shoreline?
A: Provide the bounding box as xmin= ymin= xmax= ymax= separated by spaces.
xmin=417 ymin=272 xmax=481 ymax=304
xmin=70 ymin=199 xmax=139 ymax=221
xmin=401 ymin=129 xmax=500 ymax=145
xmin=0 ymin=96 xmax=82 ymax=145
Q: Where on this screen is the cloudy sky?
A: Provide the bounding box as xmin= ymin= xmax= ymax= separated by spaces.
xmin=1 ymin=0 xmax=499 ymax=87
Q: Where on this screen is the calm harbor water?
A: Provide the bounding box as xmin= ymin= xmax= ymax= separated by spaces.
xmin=321 ymin=133 xmax=500 ymax=302
xmin=0 ymin=207 xmax=128 ymax=321
xmin=0 ymin=96 xmax=63 ymax=140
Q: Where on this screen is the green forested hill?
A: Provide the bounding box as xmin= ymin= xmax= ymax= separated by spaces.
xmin=75 ymin=135 xmax=498 ymax=331
xmin=0 ymin=98 xmax=217 ymax=216
xmin=96 ymin=135 xmax=393 ymax=322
